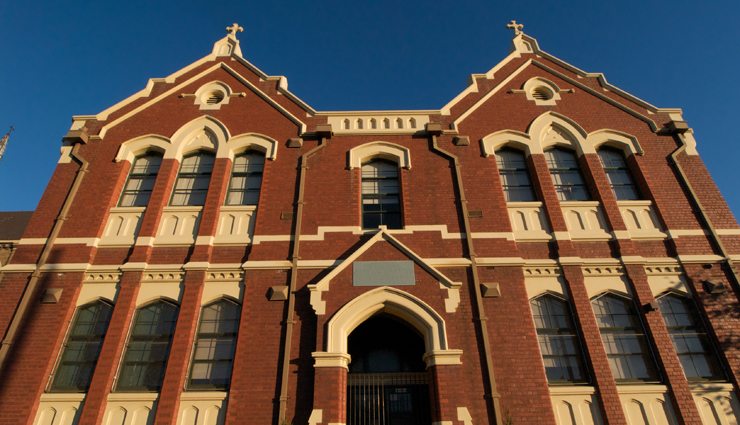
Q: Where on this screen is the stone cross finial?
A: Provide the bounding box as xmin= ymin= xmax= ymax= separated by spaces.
xmin=226 ymin=22 xmax=244 ymax=37
xmin=506 ymin=20 xmax=524 ymax=36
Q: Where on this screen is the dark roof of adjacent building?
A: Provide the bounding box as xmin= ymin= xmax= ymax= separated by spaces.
xmin=0 ymin=211 xmax=33 ymax=241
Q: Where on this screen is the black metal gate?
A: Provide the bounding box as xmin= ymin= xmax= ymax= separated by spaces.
xmin=347 ymin=372 xmax=431 ymax=425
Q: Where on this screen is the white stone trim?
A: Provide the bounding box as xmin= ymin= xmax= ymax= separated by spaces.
xmin=308 ymin=409 xmax=323 ymax=425
xmin=522 ymin=76 xmax=563 ymax=106
xmin=324 ymin=286 xmax=454 ymax=360
xmin=193 ymin=81 xmax=232 ymax=110
xmin=221 ymin=133 xmax=278 ymax=160
xmin=348 ymin=141 xmax=411 ymax=169
xmin=422 ymin=349 xmax=463 ymax=367
xmin=312 ymin=352 xmax=352 ymax=369
xmin=587 ymin=129 xmax=643 ymax=156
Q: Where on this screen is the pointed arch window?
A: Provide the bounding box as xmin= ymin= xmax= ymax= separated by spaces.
xmin=530 ymin=295 xmax=588 ymax=383
xmin=496 ymin=148 xmax=536 ymax=202
xmin=226 ymin=151 xmax=265 ymax=205
xmin=592 ymin=293 xmax=659 ymax=382
xmin=119 ymin=152 xmax=162 ymax=207
xmin=657 ymin=294 xmax=725 ymax=381
xmin=117 ymin=300 xmax=178 ymax=392
xmin=170 ymin=151 xmax=215 ymax=206
xmin=188 ymin=299 xmax=241 ymax=390
xmin=361 ymin=159 xmax=402 ymax=229
xmin=598 ymin=148 xmax=640 ymax=200
xmin=50 ymin=300 xmax=113 ymax=392
xmin=545 ymin=148 xmax=590 ymax=201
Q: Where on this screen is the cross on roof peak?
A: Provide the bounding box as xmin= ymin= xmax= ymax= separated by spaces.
xmin=506 ymin=20 xmax=524 ymax=36
xmin=226 ymin=22 xmax=244 ymax=38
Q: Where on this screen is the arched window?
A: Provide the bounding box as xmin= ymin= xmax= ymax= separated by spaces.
xmin=50 ymin=301 xmax=113 ymax=392
xmin=598 ymin=148 xmax=640 ymax=200
xmin=117 ymin=300 xmax=178 ymax=392
xmin=530 ymin=295 xmax=588 ymax=383
xmin=545 ymin=148 xmax=590 ymax=201
xmin=226 ymin=151 xmax=265 ymax=205
xmin=496 ymin=148 xmax=536 ymax=202
xmin=657 ymin=294 xmax=724 ymax=381
xmin=591 ymin=294 xmax=659 ymax=382
xmin=361 ymin=159 xmax=402 ymax=229
xmin=119 ymin=152 xmax=162 ymax=207
xmin=171 ymin=151 xmax=215 ymax=206
xmin=188 ymin=299 xmax=241 ymax=390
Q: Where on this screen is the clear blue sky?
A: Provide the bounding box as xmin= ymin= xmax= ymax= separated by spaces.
xmin=1 ymin=1 xmax=739 ymax=218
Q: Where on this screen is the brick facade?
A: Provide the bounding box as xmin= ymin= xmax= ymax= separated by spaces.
xmin=0 ymin=27 xmax=738 ymax=425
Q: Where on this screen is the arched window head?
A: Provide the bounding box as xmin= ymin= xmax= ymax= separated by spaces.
xmin=591 ymin=293 xmax=659 ymax=382
xmin=226 ymin=151 xmax=265 ymax=206
xmin=530 ymin=295 xmax=588 ymax=384
xmin=50 ymin=300 xmax=113 ymax=392
xmin=119 ymin=152 xmax=162 ymax=207
xmin=598 ymin=147 xmax=641 ymax=200
xmin=189 ymin=299 xmax=241 ymax=390
xmin=117 ymin=300 xmax=178 ymax=392
xmin=171 ymin=151 xmax=215 ymax=206
xmin=657 ymin=294 xmax=725 ymax=381
xmin=361 ymin=159 xmax=402 ymax=229
xmin=496 ymin=148 xmax=536 ymax=202
xmin=545 ymin=148 xmax=590 ymax=201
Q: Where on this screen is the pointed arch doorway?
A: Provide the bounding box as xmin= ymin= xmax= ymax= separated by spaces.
xmin=346 ymin=314 xmax=431 ymax=425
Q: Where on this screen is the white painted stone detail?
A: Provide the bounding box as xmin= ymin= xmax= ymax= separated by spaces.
xmin=102 ymin=393 xmax=157 ymax=425
xmin=214 ymin=206 xmax=256 ymax=244
xmin=155 ymin=206 xmax=203 ymax=245
xmin=617 ymin=385 xmax=678 ymax=425
xmin=100 ymin=207 xmax=146 ymax=246
xmin=561 ymin=202 xmax=611 ymax=240
xmin=177 ymin=392 xmax=227 ymax=425
xmin=507 ymin=202 xmax=552 ymax=241
xmin=549 ymin=386 xmax=604 ymax=425
xmin=691 ymin=383 xmax=740 ymax=425
xmin=618 ymin=201 xmax=666 ymax=239
xmin=34 ymin=394 xmax=84 ymax=425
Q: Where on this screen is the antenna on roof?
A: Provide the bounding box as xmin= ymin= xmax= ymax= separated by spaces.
xmin=0 ymin=126 xmax=14 ymax=162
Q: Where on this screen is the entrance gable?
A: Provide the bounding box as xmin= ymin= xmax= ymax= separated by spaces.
xmin=308 ymin=229 xmax=462 ymax=315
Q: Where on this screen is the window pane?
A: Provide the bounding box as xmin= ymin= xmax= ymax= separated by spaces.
xmin=117 ymin=301 xmax=178 ymax=392
xmin=361 ymin=160 xmax=402 ymax=229
xmin=171 ymin=152 xmax=214 ymax=206
xmin=592 ymin=294 xmax=659 ymax=382
xmin=598 ymin=149 xmax=640 ymax=200
xmin=50 ymin=301 xmax=113 ymax=392
xmin=119 ymin=153 xmax=162 ymax=207
xmin=531 ymin=295 xmax=588 ymax=383
xmin=658 ymin=295 xmax=725 ymax=381
xmin=497 ymin=149 xmax=536 ymax=202
xmin=188 ymin=300 xmax=240 ymax=390
xmin=545 ymin=149 xmax=590 ymax=201
xmin=226 ymin=152 xmax=264 ymax=206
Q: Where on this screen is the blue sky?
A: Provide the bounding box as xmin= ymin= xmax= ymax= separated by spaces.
xmin=1 ymin=1 xmax=739 ymax=218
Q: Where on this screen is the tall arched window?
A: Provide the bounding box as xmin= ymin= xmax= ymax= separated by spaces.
xmin=117 ymin=300 xmax=179 ymax=392
xmin=170 ymin=151 xmax=215 ymax=206
xmin=530 ymin=295 xmax=588 ymax=383
xmin=226 ymin=151 xmax=265 ymax=205
xmin=598 ymin=148 xmax=640 ymax=200
xmin=592 ymin=293 xmax=659 ymax=382
xmin=496 ymin=148 xmax=536 ymax=202
xmin=119 ymin=152 xmax=162 ymax=207
xmin=361 ymin=159 xmax=402 ymax=229
xmin=544 ymin=148 xmax=590 ymax=201
xmin=50 ymin=300 xmax=113 ymax=392
xmin=657 ymin=294 xmax=724 ymax=381
xmin=188 ymin=299 xmax=241 ymax=390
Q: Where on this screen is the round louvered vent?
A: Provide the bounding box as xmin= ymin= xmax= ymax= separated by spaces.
xmin=531 ymin=86 xmax=554 ymax=101
xmin=203 ymin=90 xmax=226 ymax=105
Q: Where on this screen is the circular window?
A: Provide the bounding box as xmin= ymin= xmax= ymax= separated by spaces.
xmin=531 ymin=86 xmax=554 ymax=101
xmin=202 ymin=90 xmax=226 ymax=105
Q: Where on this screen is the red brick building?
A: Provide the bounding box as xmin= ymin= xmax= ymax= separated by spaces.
xmin=0 ymin=22 xmax=738 ymax=425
